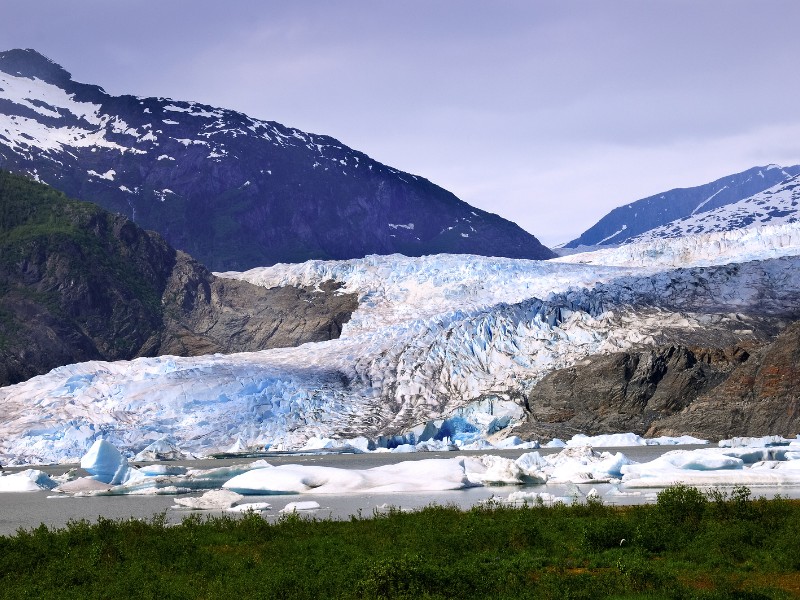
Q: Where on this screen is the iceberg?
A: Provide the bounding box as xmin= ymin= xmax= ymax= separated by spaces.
xmin=622 ymin=446 xmax=800 ymax=488
xmin=280 ymin=501 xmax=321 ymax=513
xmin=173 ymin=489 xmax=245 ymax=510
xmin=0 ymin=469 xmax=57 ymax=492
xmin=133 ymin=438 xmax=189 ymax=462
xmin=223 ymin=458 xmax=471 ymax=495
xmin=81 ymin=439 xmax=143 ymax=485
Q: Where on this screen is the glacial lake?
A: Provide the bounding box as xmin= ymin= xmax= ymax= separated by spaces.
xmin=3 ymin=445 xmax=799 ymax=536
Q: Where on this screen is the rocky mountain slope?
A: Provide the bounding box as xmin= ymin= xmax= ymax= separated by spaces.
xmin=628 ymin=174 xmax=800 ymax=244
xmin=0 ymin=48 xmax=553 ymax=270
xmin=649 ymin=321 xmax=800 ymax=440
xmin=0 ymin=170 xmax=357 ymax=386
xmin=516 ymin=319 xmax=800 ymax=443
xmin=514 ymin=343 xmax=754 ymax=441
xmin=564 ymin=164 xmax=800 ymax=248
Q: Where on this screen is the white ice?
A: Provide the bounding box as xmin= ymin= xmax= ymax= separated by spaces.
xmin=622 ymin=445 xmax=800 ymax=488
xmin=0 ymin=469 xmax=57 ymax=492
xmin=223 ymin=458 xmax=471 ymax=495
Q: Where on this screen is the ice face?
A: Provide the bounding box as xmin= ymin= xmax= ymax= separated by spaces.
xmin=80 ymin=439 xmax=142 ymax=485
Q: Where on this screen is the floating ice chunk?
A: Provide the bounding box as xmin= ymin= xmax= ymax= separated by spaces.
xmin=567 ymin=433 xmax=646 ymax=447
xmin=648 ymin=435 xmax=708 ymax=445
xmin=458 ymin=439 xmax=496 ymax=451
xmin=545 ymin=446 xmax=622 ymax=482
xmin=174 ymin=489 xmax=245 ymax=510
xmin=516 ymin=451 xmax=548 ymax=472
xmin=464 ymin=455 xmax=526 ymax=485
xmin=493 ymin=436 xmax=540 ymax=449
xmin=341 ymin=437 xmax=371 ymax=452
xmin=414 ymin=439 xmax=457 ymax=452
xmin=545 ymin=439 xmax=567 ymax=448
xmin=137 ymin=464 xmax=188 ymax=477
xmin=54 ymin=477 xmax=114 ymax=494
xmin=618 ymin=446 xmax=800 ymax=488
xmin=390 ymin=444 xmax=416 ymax=453
xmin=719 ymin=435 xmax=792 ymax=448
xmin=133 ymin=438 xmax=188 ymax=462
xmin=280 ymin=501 xmax=321 ymax=513
xmin=228 ymin=502 xmax=272 ymax=512
xmin=223 ymin=458 xmax=469 ymax=495
xmin=0 ymin=469 xmax=57 ymax=492
xmin=566 ymin=433 xmax=707 ymax=447
xmin=301 ymin=437 xmax=339 ymax=450
xmin=81 ymin=439 xmax=143 ymax=485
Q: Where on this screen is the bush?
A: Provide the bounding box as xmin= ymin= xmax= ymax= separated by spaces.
xmin=656 ymin=483 xmax=708 ymax=526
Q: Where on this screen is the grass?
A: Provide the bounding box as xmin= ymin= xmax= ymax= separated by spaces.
xmin=0 ymin=485 xmax=798 ymax=599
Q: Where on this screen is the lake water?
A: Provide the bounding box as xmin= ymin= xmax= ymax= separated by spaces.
xmin=2 ymin=445 xmax=797 ymax=535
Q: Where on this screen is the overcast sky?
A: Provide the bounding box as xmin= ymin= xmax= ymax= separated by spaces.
xmin=3 ymin=0 xmax=800 ymax=245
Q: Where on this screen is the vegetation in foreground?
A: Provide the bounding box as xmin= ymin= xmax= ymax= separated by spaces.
xmin=0 ymin=485 xmax=798 ymax=599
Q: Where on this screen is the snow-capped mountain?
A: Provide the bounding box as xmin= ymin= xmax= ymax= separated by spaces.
xmin=564 ymin=164 xmax=800 ymax=249
xmin=0 ymin=48 xmax=553 ymax=270
xmin=2 ymin=223 xmax=800 ymax=465
xmin=627 ymin=174 xmax=800 ymax=244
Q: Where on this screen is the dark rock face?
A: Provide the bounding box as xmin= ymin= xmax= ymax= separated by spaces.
xmin=515 ymin=345 xmax=752 ymax=441
xmin=565 ymin=165 xmax=800 ymax=248
xmin=0 ymin=171 xmax=357 ymax=386
xmin=516 ymin=321 xmax=800 ymax=441
xmin=158 ymin=256 xmax=355 ymax=356
xmin=649 ymin=322 xmax=800 ymax=440
xmin=0 ymin=49 xmax=554 ymax=270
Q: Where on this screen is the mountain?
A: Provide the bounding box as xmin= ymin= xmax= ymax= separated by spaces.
xmin=564 ymin=164 xmax=800 ymax=248
xmin=648 ymin=321 xmax=800 ymax=440
xmin=0 ymin=170 xmax=357 ymax=386
xmin=0 ymin=48 xmax=553 ymax=270
xmin=628 ymin=174 xmax=800 ymax=244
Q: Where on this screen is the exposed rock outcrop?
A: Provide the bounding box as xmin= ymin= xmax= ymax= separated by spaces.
xmin=648 ymin=321 xmax=800 ymax=439
xmin=0 ymin=171 xmax=357 ymax=386
xmin=515 ymin=322 xmax=800 ymax=442
xmin=514 ymin=343 xmax=754 ymax=441
xmin=158 ymin=253 xmax=355 ymax=356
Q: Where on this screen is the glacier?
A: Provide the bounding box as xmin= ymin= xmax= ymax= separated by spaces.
xmin=2 ymin=222 xmax=800 ymax=466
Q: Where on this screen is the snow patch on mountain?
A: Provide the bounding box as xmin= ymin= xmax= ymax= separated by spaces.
xmin=630 ymin=175 xmax=800 ymax=243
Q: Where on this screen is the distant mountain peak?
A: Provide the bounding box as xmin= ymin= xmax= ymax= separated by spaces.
xmin=0 ymin=48 xmax=73 ymax=86
xmin=0 ymin=49 xmax=554 ymax=269
xmin=565 ymin=164 xmax=800 ymax=248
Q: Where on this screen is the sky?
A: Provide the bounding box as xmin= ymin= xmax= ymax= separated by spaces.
xmin=2 ymin=0 xmax=800 ymax=246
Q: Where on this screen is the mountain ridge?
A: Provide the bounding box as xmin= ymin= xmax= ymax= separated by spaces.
xmin=0 ymin=48 xmax=554 ymax=270
xmin=565 ymin=164 xmax=800 ymax=248
xmin=0 ymin=170 xmax=357 ymax=386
